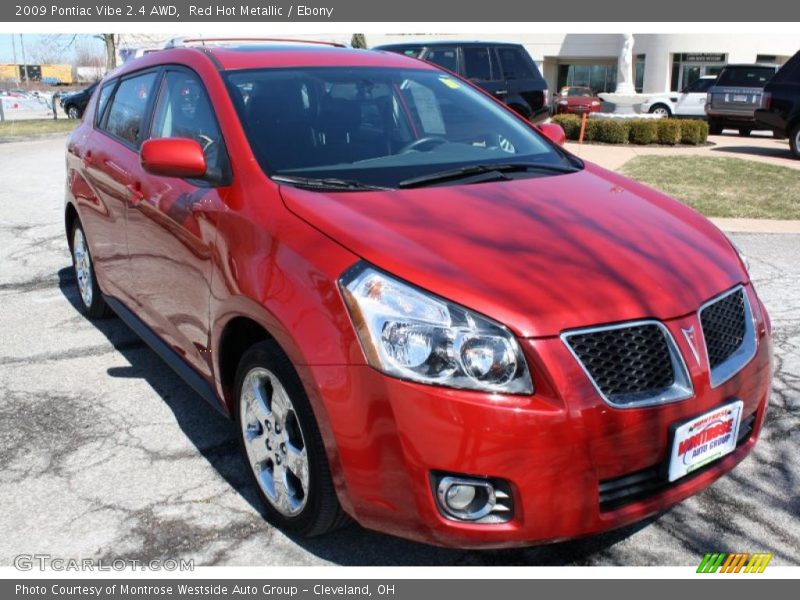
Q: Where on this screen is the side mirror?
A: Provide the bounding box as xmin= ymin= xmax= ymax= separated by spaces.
xmin=140 ymin=138 xmax=207 ymax=179
xmin=538 ymin=122 xmax=566 ymax=146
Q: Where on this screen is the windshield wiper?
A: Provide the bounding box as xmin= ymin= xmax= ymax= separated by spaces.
xmin=398 ymin=162 xmax=580 ymax=189
xmin=273 ymin=175 xmax=390 ymax=192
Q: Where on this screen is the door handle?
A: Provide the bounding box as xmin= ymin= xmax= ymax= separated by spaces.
xmin=126 ymin=182 xmax=144 ymax=206
xmin=496 ymin=90 xmax=508 ymax=96
xmin=82 ymin=150 xmax=93 ymax=166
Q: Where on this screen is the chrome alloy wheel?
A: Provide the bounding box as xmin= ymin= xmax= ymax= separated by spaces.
xmin=240 ymin=367 xmax=310 ymax=516
xmin=72 ymin=227 xmax=93 ymax=308
xmin=652 ymin=106 xmax=670 ymax=117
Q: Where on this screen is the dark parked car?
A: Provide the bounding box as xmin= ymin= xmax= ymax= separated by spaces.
xmin=705 ymin=63 xmax=779 ymax=136
xmin=755 ymin=51 xmax=800 ymax=158
xmin=60 ymin=82 xmax=98 ymax=119
xmin=374 ymin=41 xmax=550 ymax=122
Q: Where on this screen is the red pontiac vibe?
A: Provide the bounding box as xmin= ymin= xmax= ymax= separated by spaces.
xmin=64 ymin=40 xmax=773 ymax=548
xmin=554 ymin=86 xmax=603 ymax=114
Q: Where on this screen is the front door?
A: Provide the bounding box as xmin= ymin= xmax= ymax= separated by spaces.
xmin=126 ymin=67 xmax=229 ymax=380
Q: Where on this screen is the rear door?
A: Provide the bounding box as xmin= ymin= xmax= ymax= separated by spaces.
xmin=82 ymin=70 xmax=160 ymax=299
xmin=675 ymin=77 xmax=716 ymax=116
xmin=125 ymin=67 xmax=229 ymax=380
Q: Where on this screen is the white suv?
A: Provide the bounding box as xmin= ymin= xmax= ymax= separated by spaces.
xmin=640 ymin=76 xmax=717 ymax=118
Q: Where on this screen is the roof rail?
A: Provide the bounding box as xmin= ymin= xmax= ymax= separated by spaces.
xmin=164 ymin=37 xmax=347 ymax=49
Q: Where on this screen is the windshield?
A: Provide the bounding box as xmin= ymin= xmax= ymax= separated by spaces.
xmin=564 ymin=87 xmax=593 ymax=97
xmin=225 ymin=66 xmax=575 ymax=188
xmin=716 ymin=66 xmax=775 ymax=87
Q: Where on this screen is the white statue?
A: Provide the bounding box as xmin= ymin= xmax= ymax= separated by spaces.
xmin=616 ymin=33 xmax=635 ymax=95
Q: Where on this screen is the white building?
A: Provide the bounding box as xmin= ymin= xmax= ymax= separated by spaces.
xmin=114 ymin=33 xmax=798 ymax=95
xmin=367 ymin=33 xmax=799 ymax=94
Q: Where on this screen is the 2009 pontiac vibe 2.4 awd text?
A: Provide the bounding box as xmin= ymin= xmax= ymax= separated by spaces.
xmin=64 ymin=39 xmax=773 ymax=548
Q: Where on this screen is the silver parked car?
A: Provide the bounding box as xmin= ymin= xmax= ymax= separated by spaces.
xmin=705 ymin=63 xmax=779 ymax=136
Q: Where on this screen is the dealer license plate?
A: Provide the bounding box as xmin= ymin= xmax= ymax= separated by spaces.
xmin=733 ymin=94 xmax=748 ymax=102
xmin=667 ymin=400 xmax=743 ymax=482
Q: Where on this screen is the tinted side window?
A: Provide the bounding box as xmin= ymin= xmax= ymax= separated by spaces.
xmin=103 ymin=71 xmax=158 ymax=147
xmin=496 ymin=47 xmax=535 ymax=79
xmin=150 ymin=70 xmax=227 ymax=179
xmin=426 ymin=47 xmax=458 ymax=72
xmin=95 ymin=81 xmax=115 ymax=127
xmin=771 ymin=53 xmax=800 ymax=84
xmin=463 ymin=47 xmax=493 ymax=81
xmin=687 ymin=78 xmax=715 ymax=93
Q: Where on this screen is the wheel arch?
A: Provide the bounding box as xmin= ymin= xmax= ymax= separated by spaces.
xmin=65 ymin=202 xmax=80 ymax=250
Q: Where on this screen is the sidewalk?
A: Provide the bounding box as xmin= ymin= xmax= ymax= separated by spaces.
xmin=566 ymin=132 xmax=800 ymax=172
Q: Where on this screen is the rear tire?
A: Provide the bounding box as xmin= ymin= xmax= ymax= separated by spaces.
xmin=708 ymin=119 xmax=723 ymax=135
xmin=790 ymin=124 xmax=800 ymax=159
xmin=70 ymin=221 xmax=113 ymax=319
xmin=234 ymin=340 xmax=349 ymax=537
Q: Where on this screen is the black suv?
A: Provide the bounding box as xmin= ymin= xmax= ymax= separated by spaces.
xmin=60 ymin=81 xmax=98 ymax=119
xmin=373 ymin=41 xmax=549 ymax=122
xmin=755 ymin=51 xmax=800 ymax=158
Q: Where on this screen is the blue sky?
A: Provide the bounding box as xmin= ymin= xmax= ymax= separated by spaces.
xmin=0 ymin=34 xmax=103 ymax=63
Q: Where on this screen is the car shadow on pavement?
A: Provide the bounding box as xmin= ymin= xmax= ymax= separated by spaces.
xmin=57 ymin=265 xmax=660 ymax=566
xmin=709 ymin=141 xmax=793 ymax=161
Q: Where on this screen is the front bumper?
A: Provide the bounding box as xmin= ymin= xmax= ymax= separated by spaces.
xmin=305 ymin=286 xmax=773 ymax=548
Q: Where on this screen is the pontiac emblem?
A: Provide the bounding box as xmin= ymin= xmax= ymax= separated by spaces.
xmin=682 ymin=325 xmax=701 ymax=365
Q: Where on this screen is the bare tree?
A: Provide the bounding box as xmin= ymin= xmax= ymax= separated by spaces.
xmin=350 ymin=33 xmax=368 ymax=49
xmin=95 ymin=34 xmax=118 ymax=72
xmin=29 ymin=39 xmax=65 ymax=65
xmin=74 ymin=41 xmax=105 ymax=68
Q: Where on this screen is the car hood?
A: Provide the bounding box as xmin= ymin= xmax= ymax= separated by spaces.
xmin=279 ymin=163 xmax=746 ymax=338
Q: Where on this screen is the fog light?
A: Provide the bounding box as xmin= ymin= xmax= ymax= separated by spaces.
xmin=436 ymin=476 xmax=496 ymax=521
xmin=445 ymin=484 xmax=476 ymax=510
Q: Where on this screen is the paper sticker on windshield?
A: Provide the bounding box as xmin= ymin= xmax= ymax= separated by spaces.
xmin=439 ymin=77 xmax=461 ymax=89
xmin=407 ymin=81 xmax=446 ymax=134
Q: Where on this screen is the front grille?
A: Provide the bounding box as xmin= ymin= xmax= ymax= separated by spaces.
xmin=598 ymin=412 xmax=756 ymax=511
xmin=564 ymin=322 xmax=692 ymax=407
xmin=701 ymin=288 xmax=746 ymax=369
xmin=699 ymin=286 xmax=757 ymax=387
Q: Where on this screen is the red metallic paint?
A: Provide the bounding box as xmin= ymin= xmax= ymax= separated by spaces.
xmin=537 ymin=123 xmax=567 ymax=146
xmin=64 ymin=45 xmax=773 ymax=548
xmin=140 ymin=138 xmax=208 ymax=179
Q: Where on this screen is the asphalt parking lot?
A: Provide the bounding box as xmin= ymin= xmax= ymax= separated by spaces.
xmin=0 ymin=136 xmax=798 ymax=567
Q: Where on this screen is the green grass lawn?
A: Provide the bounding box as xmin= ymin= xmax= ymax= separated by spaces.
xmin=0 ymin=118 xmax=77 ymax=140
xmin=619 ymin=155 xmax=800 ymax=220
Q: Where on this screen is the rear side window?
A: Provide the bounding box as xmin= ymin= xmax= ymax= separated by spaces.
xmin=103 ymin=71 xmax=158 ymax=147
xmin=771 ymin=53 xmax=800 ymax=84
xmin=463 ymin=47 xmax=493 ymax=81
xmin=426 ymin=47 xmax=458 ymax=72
xmin=496 ymin=47 xmax=535 ymax=80
xmin=716 ymin=66 xmax=776 ymax=87
xmin=687 ymin=78 xmax=716 ymax=93
xmin=150 ymin=70 xmax=228 ymax=181
xmin=95 ymin=81 xmax=115 ymax=127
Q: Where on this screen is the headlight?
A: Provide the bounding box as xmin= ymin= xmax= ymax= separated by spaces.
xmin=339 ymin=264 xmax=533 ymax=394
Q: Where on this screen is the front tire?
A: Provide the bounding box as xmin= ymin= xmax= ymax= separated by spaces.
xmin=234 ymin=340 xmax=348 ymax=537
xmin=71 ymin=221 xmax=112 ymax=318
xmin=67 ymin=105 xmax=81 ymax=119
xmin=649 ymin=104 xmax=672 ymax=118
xmin=738 ymin=127 xmax=752 ymax=137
